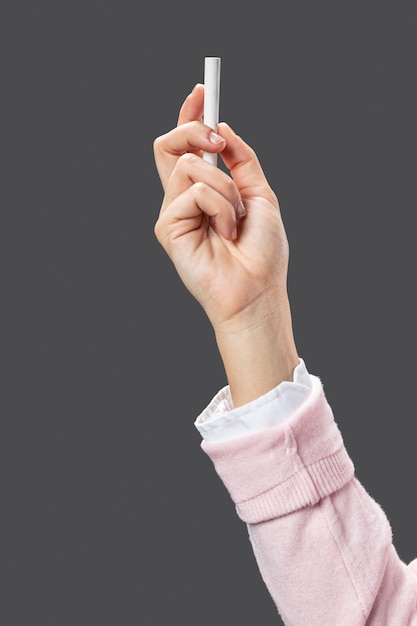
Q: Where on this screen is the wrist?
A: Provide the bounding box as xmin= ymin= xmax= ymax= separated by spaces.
xmin=214 ymin=297 xmax=299 ymax=407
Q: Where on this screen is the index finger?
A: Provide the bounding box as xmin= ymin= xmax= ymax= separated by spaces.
xmin=218 ymin=123 xmax=279 ymax=206
xmin=153 ymin=121 xmax=225 ymax=190
xmin=153 ymin=85 xmax=218 ymax=190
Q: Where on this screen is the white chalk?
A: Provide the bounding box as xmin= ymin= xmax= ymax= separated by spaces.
xmin=203 ymin=57 xmax=221 ymax=166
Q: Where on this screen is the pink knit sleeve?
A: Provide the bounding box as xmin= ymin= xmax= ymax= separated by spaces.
xmin=201 ymin=376 xmax=417 ymax=625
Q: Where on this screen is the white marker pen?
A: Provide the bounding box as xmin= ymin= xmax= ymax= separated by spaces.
xmin=202 ymin=56 xmax=221 ymax=166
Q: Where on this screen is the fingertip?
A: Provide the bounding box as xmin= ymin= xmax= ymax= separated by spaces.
xmin=236 ymin=199 xmax=246 ymax=218
xmin=192 ymin=83 xmax=204 ymax=94
xmin=217 ymin=122 xmax=242 ymax=147
xmin=218 ymin=121 xmax=236 ymax=135
xmin=218 ymin=121 xmax=230 ymax=134
xmin=219 ymin=225 xmax=237 ymax=241
xmin=223 ymin=220 xmax=238 ymax=241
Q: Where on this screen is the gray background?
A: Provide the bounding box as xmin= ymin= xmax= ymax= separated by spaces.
xmin=1 ymin=2 xmax=416 ymax=624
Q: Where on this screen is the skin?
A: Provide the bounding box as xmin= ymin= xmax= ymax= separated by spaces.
xmin=154 ymin=83 xmax=299 ymax=407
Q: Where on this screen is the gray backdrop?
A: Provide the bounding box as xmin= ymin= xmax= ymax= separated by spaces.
xmin=2 ymin=2 xmax=416 ymax=624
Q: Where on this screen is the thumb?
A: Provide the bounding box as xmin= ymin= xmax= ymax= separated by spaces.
xmin=217 ymin=123 xmax=277 ymax=204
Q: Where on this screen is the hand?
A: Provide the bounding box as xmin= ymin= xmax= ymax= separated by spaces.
xmin=154 ymin=84 xmax=299 ymax=405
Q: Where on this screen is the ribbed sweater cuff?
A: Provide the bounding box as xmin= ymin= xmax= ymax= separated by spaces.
xmin=201 ymin=375 xmax=355 ymax=524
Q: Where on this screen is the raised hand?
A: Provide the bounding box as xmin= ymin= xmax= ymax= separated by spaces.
xmin=154 ymin=84 xmax=299 ymax=405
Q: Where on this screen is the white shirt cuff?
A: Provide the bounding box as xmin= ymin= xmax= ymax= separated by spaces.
xmin=194 ymin=358 xmax=313 ymax=442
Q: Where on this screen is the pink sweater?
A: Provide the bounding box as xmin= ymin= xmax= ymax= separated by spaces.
xmin=201 ymin=375 xmax=417 ymax=625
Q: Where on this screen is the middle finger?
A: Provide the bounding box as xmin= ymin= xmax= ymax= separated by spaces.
xmin=161 ymin=152 xmax=241 ymax=216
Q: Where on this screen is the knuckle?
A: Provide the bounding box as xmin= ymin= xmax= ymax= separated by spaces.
xmin=221 ymin=174 xmax=239 ymax=205
xmin=177 ymin=152 xmax=199 ymax=171
xmin=153 ymin=219 xmax=162 ymax=242
xmin=223 ymin=175 xmax=236 ymax=194
xmin=154 ymin=217 xmax=169 ymax=248
xmin=153 ymin=134 xmax=166 ymax=158
xmin=181 ymin=151 xmax=198 ymax=165
xmin=192 ymin=180 xmax=209 ymax=196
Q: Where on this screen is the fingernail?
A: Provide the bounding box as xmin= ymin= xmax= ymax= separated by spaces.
xmin=236 ymin=200 xmax=246 ymax=218
xmin=231 ymin=227 xmax=238 ymax=240
xmin=209 ymin=131 xmax=225 ymax=144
